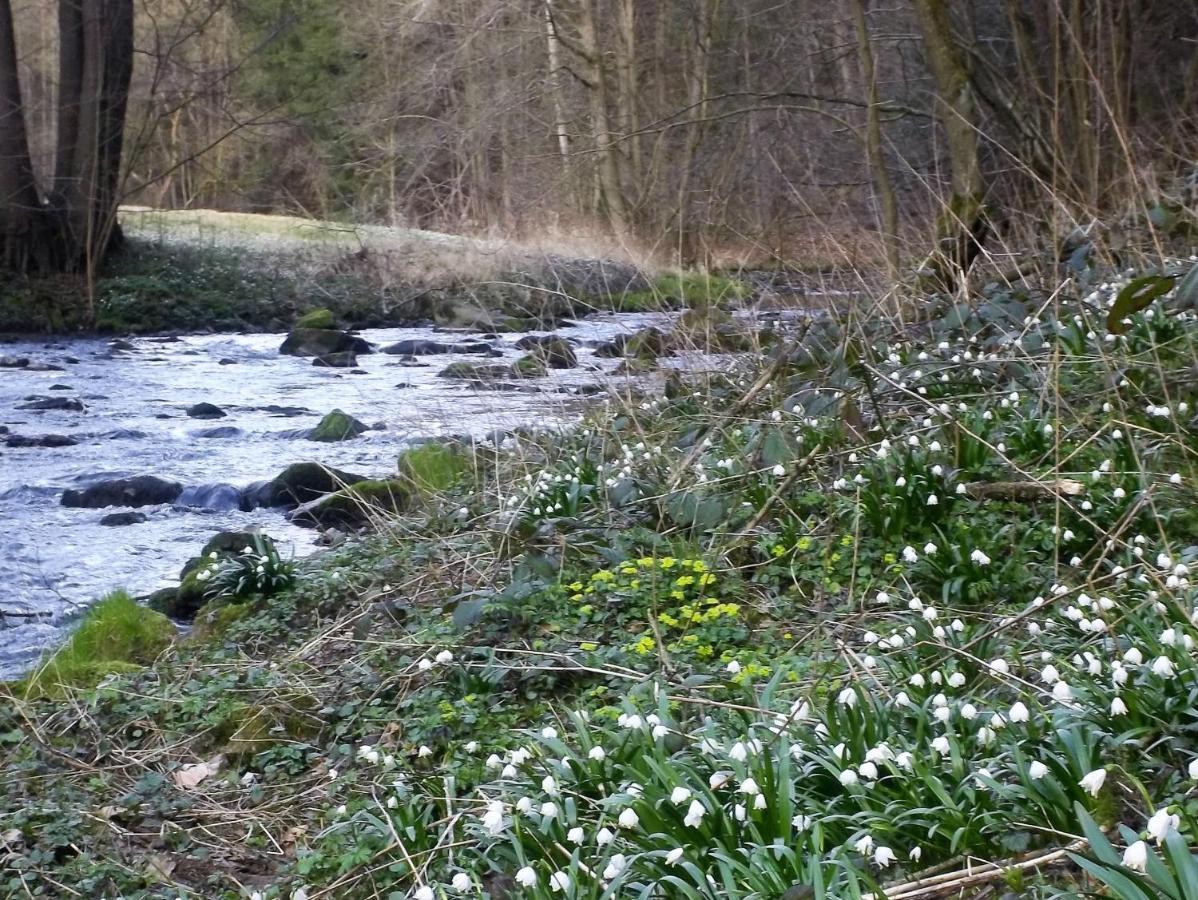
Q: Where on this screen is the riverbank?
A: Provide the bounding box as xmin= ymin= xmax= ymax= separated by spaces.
xmin=2 ymin=247 xmax=1198 ymax=898
xmin=0 ymin=209 xmax=769 ymax=337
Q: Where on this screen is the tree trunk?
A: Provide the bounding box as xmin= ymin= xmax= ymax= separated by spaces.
xmin=577 ymin=0 xmax=631 ymax=237
xmin=0 ymin=0 xmax=53 ymax=271
xmin=910 ymin=0 xmax=986 ymax=292
xmin=850 ymin=0 xmax=901 ymax=279
xmin=0 ymin=0 xmax=134 ymax=279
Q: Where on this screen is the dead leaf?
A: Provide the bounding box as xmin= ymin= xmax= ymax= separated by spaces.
xmin=172 ymin=753 xmax=225 ymax=790
xmin=0 ymin=828 xmax=22 ymax=849
xmin=144 ymin=852 xmax=177 ymax=882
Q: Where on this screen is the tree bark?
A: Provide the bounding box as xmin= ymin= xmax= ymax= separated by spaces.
xmin=0 ymin=0 xmax=52 ymax=271
xmin=1 ymin=0 xmax=134 ymax=278
xmin=850 ymin=0 xmax=901 ymax=279
xmin=910 ymin=0 xmax=986 ymax=292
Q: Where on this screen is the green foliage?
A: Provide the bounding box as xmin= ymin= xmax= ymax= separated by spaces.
xmin=203 ymin=533 xmax=297 ymax=601
xmin=16 ymin=592 xmax=174 ymax=698
xmin=398 ymin=441 xmax=469 ymax=494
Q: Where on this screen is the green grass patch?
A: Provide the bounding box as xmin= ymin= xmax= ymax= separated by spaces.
xmin=14 ymin=591 xmax=174 ymax=698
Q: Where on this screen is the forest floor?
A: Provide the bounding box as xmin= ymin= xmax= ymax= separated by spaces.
xmin=2 ymin=231 xmax=1198 ymax=899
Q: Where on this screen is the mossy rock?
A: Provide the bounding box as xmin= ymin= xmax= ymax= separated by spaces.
xmin=670 ymin=307 xmax=754 ymax=352
xmin=308 ymin=408 xmax=369 ymax=442
xmin=516 ymin=335 xmax=578 ymax=369
xmin=614 ymin=357 xmax=658 ymax=375
xmin=279 ymin=328 xmax=373 ymax=357
xmin=399 ymin=442 xmax=469 ymax=494
xmin=295 ymin=307 xmax=336 ymax=330
xmin=616 ymin=273 xmax=750 ymax=311
xmin=246 ymin=463 xmax=369 ymax=509
xmin=439 ymin=362 xmax=513 ymax=380
xmin=190 ymin=600 xmax=251 ymax=642
xmin=17 ymin=592 xmax=175 ymax=698
xmin=289 ymin=479 xmax=411 ymax=529
xmin=512 ymin=354 xmax=548 ymax=378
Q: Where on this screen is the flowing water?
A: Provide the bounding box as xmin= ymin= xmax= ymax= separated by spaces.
xmin=0 ymin=314 xmax=675 ymax=677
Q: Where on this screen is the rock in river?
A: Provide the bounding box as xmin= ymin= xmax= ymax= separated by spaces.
xmin=308 ymin=409 xmax=369 ymax=442
xmin=2 ymin=433 xmax=79 ymax=448
xmin=17 ymin=396 xmax=85 ymax=411
xmin=514 ymin=334 xmax=578 ymax=368
xmin=186 ymin=402 xmax=227 ymax=419
xmin=382 ymin=339 xmax=493 ymax=356
xmin=242 ymin=462 xmax=369 ymax=509
xmin=312 ymin=351 xmax=359 ymax=368
xmin=100 ymin=511 xmax=148 ymax=527
xmin=62 ymin=475 xmax=183 ymax=509
xmin=279 ymin=328 xmax=373 ymax=357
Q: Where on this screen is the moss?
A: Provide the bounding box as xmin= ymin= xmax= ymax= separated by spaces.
xmin=189 ymin=599 xmax=252 ymax=642
xmin=16 ymin=592 xmax=174 ymax=698
xmin=399 ymin=442 xmax=469 ymax=494
xmin=512 ymin=354 xmax=548 ymax=378
xmin=290 ymin=479 xmax=411 ymax=528
xmin=308 ymin=408 xmax=369 ymax=442
xmin=295 ymin=307 xmax=336 ymax=329
xmin=616 ymin=273 xmax=750 ymax=312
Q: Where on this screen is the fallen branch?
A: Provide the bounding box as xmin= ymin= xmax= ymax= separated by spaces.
xmin=962 ymin=479 xmax=1084 ymax=502
xmin=864 ymin=839 xmax=1087 ymax=900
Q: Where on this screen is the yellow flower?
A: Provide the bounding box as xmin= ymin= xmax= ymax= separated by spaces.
xmin=631 ymin=634 xmax=656 ymax=655
xmin=675 ymin=574 xmax=695 ymax=587
xmin=796 ymin=537 xmax=813 ymax=551
xmin=570 ymin=593 xmax=584 ymax=602
xmin=637 ymin=557 xmax=655 ymax=568
xmin=660 ymin=557 xmax=677 ymax=569
xmin=580 ymin=641 xmax=598 ymax=651
xmin=568 ymin=582 xmax=584 ymax=592
xmin=697 ymin=573 xmax=717 ymax=587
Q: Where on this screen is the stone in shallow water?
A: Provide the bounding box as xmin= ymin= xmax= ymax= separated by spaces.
xmin=312 ymin=351 xmax=358 ymax=368
xmin=17 ymin=396 xmax=85 ymax=412
xmin=242 ymin=462 xmax=369 ymax=509
xmin=62 ymin=475 xmax=183 ymax=509
xmin=2 ymin=433 xmax=79 ymax=448
xmin=307 ymin=409 xmax=369 ymax=441
xmin=186 ymin=402 xmax=227 ymax=419
xmin=100 ymin=511 xmax=148 ymax=527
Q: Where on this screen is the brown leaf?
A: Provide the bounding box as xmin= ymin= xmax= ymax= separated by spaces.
xmin=172 ymin=754 xmax=225 ymax=790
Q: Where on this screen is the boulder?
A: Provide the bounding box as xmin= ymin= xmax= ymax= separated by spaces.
xmin=515 ymin=335 xmax=578 ymax=369
xmin=289 ymin=480 xmax=410 ymax=529
xmin=512 ymin=355 xmax=548 ymax=378
xmin=308 ymin=409 xmax=369 ymax=442
xmin=100 ymin=511 xmax=148 ymax=527
xmin=295 ymin=308 xmax=336 ymax=330
xmin=244 ymin=462 xmax=369 ymax=509
xmin=3 ymin=433 xmax=79 ymax=448
xmin=0 ymin=356 xmax=29 ymax=368
xmin=438 ymin=362 xmax=513 ymax=380
xmin=186 ymin=402 xmax=227 ymax=419
xmin=312 ymin=352 xmax=359 ymax=368
xmin=398 ymin=442 xmax=469 ymax=494
xmin=382 ymin=339 xmax=493 ymax=356
xmin=62 ymin=475 xmax=183 ymax=509
xmin=279 ymin=328 xmax=373 ymax=357
xmin=193 ymin=426 xmax=242 ymax=439
xmin=177 ymin=484 xmax=243 ymax=511
xmin=18 ymin=397 xmax=85 ymax=411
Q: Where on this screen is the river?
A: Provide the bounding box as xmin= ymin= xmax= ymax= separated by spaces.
xmin=0 ymin=314 xmax=673 ymax=677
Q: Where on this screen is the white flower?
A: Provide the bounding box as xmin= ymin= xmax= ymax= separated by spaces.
xmin=417 ymin=658 xmax=433 ymax=671
xmin=1079 ymin=768 xmax=1107 ymax=796
xmin=1152 ymin=656 xmax=1176 ymax=678
xmin=542 ymin=775 xmax=559 ymax=796
xmin=1147 ymin=808 xmax=1180 ymax=845
xmin=970 ymin=549 xmax=991 ymax=566
xmin=1189 ymin=759 xmax=1198 ymax=781
xmin=567 ymin=826 xmax=585 ymax=844
xmin=684 ymin=799 xmax=706 ymax=828
xmin=588 ymin=746 xmax=606 ymax=761
xmin=772 ymin=464 xmax=786 ymax=477
xmin=452 ymin=872 xmax=472 ymax=892
xmin=1052 ymin=681 xmax=1073 ymax=702
xmin=596 ymin=826 xmax=615 ymax=845
xmin=414 ymin=887 xmax=434 ymax=900
xmin=293 ymin=889 xmax=309 ymax=900
xmin=601 ymin=854 xmax=627 ymax=881
xmin=874 ymin=846 xmax=897 ymax=868
xmin=464 ymin=741 xmax=479 ymax=753
xmin=1111 ymin=697 xmax=1128 ymax=715
xmin=839 ymin=769 xmax=859 ymax=786
xmin=515 ymin=866 xmax=537 ymax=888
xmin=854 ymin=835 xmax=875 ymax=854
xmin=540 ymin=801 xmax=558 ymax=819
xmin=618 ymin=807 xmax=640 ymax=828
xmin=1123 ymin=840 xmax=1149 ymax=872
xmin=435 ymin=649 xmax=454 ymax=664
xmin=666 ymin=847 xmax=685 ymax=865
xmin=670 ymin=786 xmax=692 ymax=805
xmin=837 ymin=688 xmax=857 ymax=707
xmin=541 ymin=726 xmax=558 ymax=739
xmin=931 ymin=736 xmax=951 ymax=755
xmin=1029 ymin=761 xmax=1049 ymax=780
xmin=793 ymin=814 xmax=813 ymax=831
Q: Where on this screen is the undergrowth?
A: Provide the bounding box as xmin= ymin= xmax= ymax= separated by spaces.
xmin=2 ymin=246 xmax=1198 ymax=898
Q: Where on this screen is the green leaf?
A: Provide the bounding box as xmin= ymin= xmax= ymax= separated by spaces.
xmin=1069 ymin=854 xmax=1155 ymax=900
xmin=1106 ymin=275 xmax=1177 ymax=334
